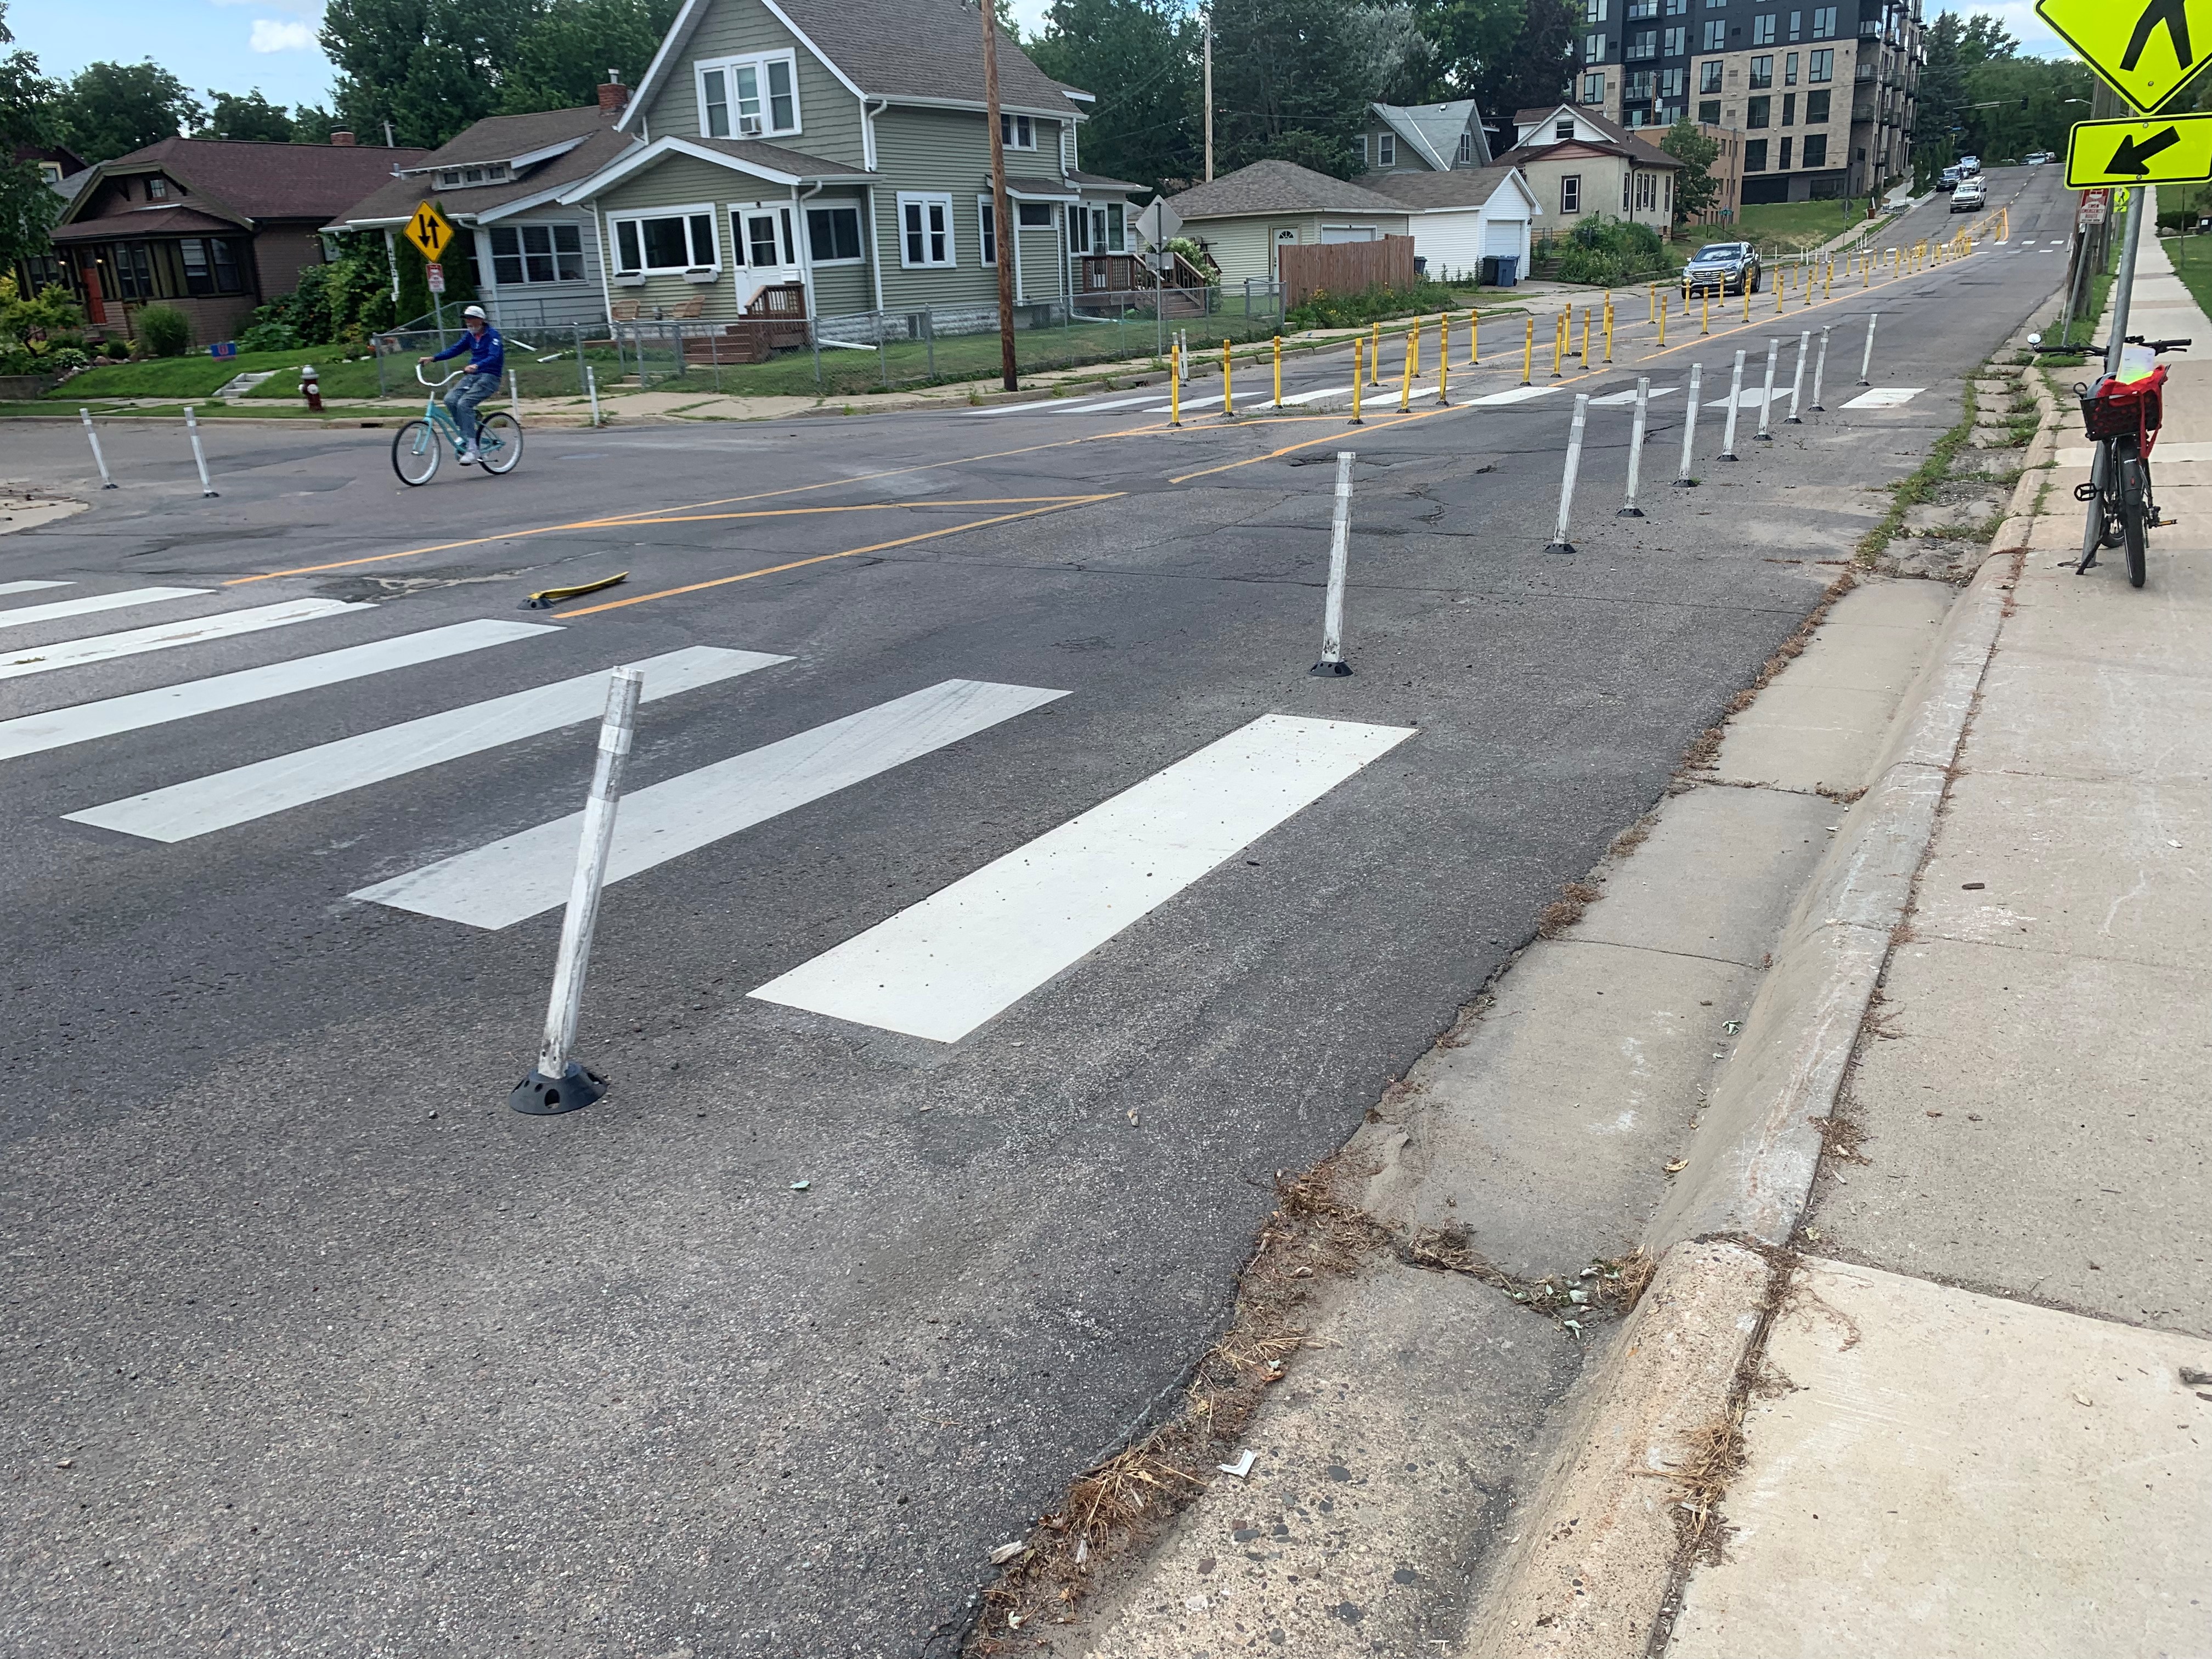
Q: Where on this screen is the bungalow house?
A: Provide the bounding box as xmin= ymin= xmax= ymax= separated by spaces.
xmin=40 ymin=135 xmax=430 ymax=346
xmin=8 ymin=140 xmax=89 ymax=296
xmin=1160 ymin=161 xmax=1410 ymax=287
xmin=539 ymin=0 xmax=1141 ymax=334
xmin=1364 ymin=165 xmax=1538 ymax=284
xmin=1502 ymin=104 xmax=1681 ymax=236
xmin=1358 ymin=99 xmax=1493 ymax=177
xmin=329 ymin=95 xmax=640 ymax=332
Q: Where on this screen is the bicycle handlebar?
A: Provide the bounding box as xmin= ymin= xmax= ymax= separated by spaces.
xmin=416 ymin=363 xmax=464 ymax=387
xmin=2029 ymin=332 xmax=2191 ymax=355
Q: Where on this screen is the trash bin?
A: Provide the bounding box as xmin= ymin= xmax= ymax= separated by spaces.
xmin=1480 ymin=255 xmax=1500 ymax=286
xmin=1496 ymin=255 xmax=1520 ymax=287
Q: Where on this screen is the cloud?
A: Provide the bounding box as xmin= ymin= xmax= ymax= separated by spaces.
xmin=250 ymin=18 xmax=316 ymax=52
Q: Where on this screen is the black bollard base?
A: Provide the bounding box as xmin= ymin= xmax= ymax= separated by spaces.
xmin=1543 ymin=540 xmax=1577 ymax=556
xmin=1310 ymin=659 xmax=1352 ymax=676
xmin=1617 ymin=506 xmax=1645 ymax=518
xmin=510 ymin=1060 xmax=607 ymax=1116
xmin=1674 ymin=476 xmax=1700 ymax=488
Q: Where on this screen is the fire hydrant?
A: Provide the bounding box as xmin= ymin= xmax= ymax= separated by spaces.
xmin=301 ymin=364 xmax=323 ymax=413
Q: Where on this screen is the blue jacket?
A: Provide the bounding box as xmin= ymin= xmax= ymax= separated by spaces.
xmin=433 ymin=324 xmax=504 ymax=380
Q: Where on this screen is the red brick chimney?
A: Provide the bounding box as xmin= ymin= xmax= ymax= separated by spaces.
xmin=329 ymin=130 xmax=357 ymax=146
xmin=597 ymin=74 xmax=630 ymax=120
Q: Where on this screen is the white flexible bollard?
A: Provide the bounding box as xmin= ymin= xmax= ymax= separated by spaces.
xmin=1311 ymin=451 xmax=1355 ymax=676
xmin=185 ymin=407 xmax=218 ymax=498
xmin=1719 ymin=350 xmax=1746 ymax=461
xmin=510 ymin=665 xmax=645 ymax=1116
xmin=1811 ymin=326 xmax=1832 ymax=412
xmin=1753 ymin=338 xmax=1779 ymax=442
xmin=1785 ymin=329 xmax=1809 ymax=424
xmin=1859 ymin=312 xmax=1880 ymax=386
xmin=1620 ymin=374 xmax=1650 ymax=518
xmin=1674 ymin=362 xmax=1702 ymax=487
xmin=1546 ymin=393 xmax=1591 ymax=556
xmin=585 ymin=363 xmax=601 ymax=427
xmin=80 ymin=408 xmax=116 ymax=489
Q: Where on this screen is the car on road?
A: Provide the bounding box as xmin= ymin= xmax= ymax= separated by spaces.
xmin=2024 ymin=150 xmax=2053 ymax=166
xmin=1951 ymin=178 xmax=1988 ymax=213
xmin=1959 ymin=155 xmax=1982 ymax=176
xmin=1938 ymin=165 xmax=1961 ymax=192
xmin=1680 ymin=240 xmax=1762 ymax=296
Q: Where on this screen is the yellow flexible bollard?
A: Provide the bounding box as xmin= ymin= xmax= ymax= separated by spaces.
xmin=1399 ymin=326 xmax=1414 ymax=411
xmin=1468 ymin=308 xmax=1480 ymax=366
xmin=1438 ymin=329 xmax=1449 ymax=405
xmin=1522 ymin=314 xmax=1535 ymax=384
xmin=1272 ymin=333 xmax=1283 ymax=409
xmin=1410 ymin=316 xmax=1421 ymax=379
xmin=1369 ymin=320 xmax=1382 ymax=385
xmin=1552 ymin=311 xmax=1566 ymax=377
xmin=1169 ymin=338 xmax=1181 ymax=426
xmin=1775 ymin=269 xmax=1785 ymax=313
xmin=1743 ymin=278 xmax=1752 ymax=321
xmin=1581 ymin=307 xmax=1591 ymax=368
xmin=1861 ymin=252 xmax=1870 ymax=287
xmin=1222 ymin=337 xmax=1233 ymax=416
xmin=1702 ymin=290 xmax=1711 ymax=335
xmin=1657 ymin=292 xmax=1667 ymax=346
xmin=1604 ymin=297 xmax=1615 ymax=361
xmin=1646 ymin=283 xmax=1656 ymax=324
xmin=1350 ymin=337 xmax=1364 ymax=425
xmin=1824 ymin=259 xmax=1832 ymax=300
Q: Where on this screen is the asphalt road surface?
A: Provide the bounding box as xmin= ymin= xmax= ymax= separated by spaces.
xmin=0 ymin=165 xmax=2069 ymax=1656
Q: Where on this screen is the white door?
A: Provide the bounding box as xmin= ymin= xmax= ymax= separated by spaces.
xmin=1273 ymin=226 xmax=1298 ymax=276
xmin=1480 ymin=217 xmax=1527 ymax=258
xmin=731 ymin=202 xmax=802 ymax=310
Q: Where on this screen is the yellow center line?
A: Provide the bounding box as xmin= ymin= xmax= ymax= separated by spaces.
xmin=225 ymin=496 xmax=1104 ymax=584
xmin=556 ymin=496 xmax=1122 ymax=617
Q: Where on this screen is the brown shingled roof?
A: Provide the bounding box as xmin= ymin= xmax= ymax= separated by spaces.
xmin=1164 ymin=159 xmax=1407 ymax=220
xmin=74 ymin=136 xmax=431 ymax=225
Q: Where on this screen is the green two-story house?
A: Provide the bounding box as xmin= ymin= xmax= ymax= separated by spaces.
xmin=557 ymin=0 xmax=1140 ymax=331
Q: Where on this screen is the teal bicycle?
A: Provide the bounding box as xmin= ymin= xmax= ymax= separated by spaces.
xmin=393 ymin=363 xmax=522 ymax=486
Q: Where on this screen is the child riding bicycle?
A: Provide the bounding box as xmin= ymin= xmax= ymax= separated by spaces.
xmin=419 ymin=305 xmax=503 ymax=465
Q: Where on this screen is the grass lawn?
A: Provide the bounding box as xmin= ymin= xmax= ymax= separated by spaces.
xmin=1718 ymin=199 xmax=1881 ymax=258
xmin=46 ymin=347 xmax=371 ymax=401
xmin=2162 ymin=232 xmax=2212 ymax=323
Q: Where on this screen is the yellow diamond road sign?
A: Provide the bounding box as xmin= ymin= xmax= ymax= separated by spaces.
xmin=2038 ymin=0 xmax=2207 ymax=114
xmin=2066 ymin=113 xmax=2212 ymax=187
xmin=403 ymin=199 xmax=456 ymax=262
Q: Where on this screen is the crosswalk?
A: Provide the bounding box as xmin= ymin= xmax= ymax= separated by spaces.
xmin=3 ymin=580 xmax=1413 ymax=1045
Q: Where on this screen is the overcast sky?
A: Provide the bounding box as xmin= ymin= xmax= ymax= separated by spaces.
xmin=11 ymin=0 xmax=2066 ymax=117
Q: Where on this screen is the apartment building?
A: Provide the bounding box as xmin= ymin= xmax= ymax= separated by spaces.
xmin=1572 ymin=0 xmax=1919 ymax=205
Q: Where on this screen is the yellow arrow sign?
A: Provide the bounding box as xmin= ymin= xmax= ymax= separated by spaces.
xmin=402 ymin=199 xmax=456 ymax=263
xmin=2066 ymin=114 xmax=2212 ymax=186
xmin=2038 ymin=0 xmax=2208 ymax=113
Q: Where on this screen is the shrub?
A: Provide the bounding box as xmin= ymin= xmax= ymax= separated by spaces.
xmin=238 ymin=318 xmax=303 ymax=352
xmin=137 ymin=305 xmax=193 ymax=357
xmin=1285 ymin=278 xmax=1458 ymax=331
xmin=1555 ymin=242 xmax=1627 ymax=285
xmin=1162 ymin=235 xmax=1218 ymax=280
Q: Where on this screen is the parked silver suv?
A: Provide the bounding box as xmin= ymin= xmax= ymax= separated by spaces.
xmin=1680 ymin=241 xmax=1762 ymax=297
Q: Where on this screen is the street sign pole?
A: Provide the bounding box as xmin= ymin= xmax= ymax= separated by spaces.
xmin=2107 ymin=184 xmax=2147 ymax=380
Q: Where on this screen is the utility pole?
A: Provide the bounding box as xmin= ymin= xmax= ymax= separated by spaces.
xmin=979 ymin=0 xmax=1017 ymax=391
xmin=1203 ymin=17 xmax=1214 ymax=183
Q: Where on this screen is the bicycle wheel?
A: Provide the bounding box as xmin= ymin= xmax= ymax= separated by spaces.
xmin=475 ymin=411 xmax=523 ymax=475
xmin=2116 ymin=435 xmax=2149 ymax=588
xmin=392 ymin=419 xmax=439 ymax=486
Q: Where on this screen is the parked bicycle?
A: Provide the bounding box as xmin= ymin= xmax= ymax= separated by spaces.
xmin=2029 ymin=330 xmax=2190 ymax=588
xmin=393 ymin=364 xmax=522 ymax=486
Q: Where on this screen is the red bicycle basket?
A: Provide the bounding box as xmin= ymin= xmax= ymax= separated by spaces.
xmin=2080 ymin=375 xmax=2162 ymax=441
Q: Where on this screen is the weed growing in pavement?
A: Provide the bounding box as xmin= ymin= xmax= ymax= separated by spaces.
xmin=1853 ymin=376 xmax=1980 ymax=565
xmin=1536 ymin=880 xmax=1602 ymax=938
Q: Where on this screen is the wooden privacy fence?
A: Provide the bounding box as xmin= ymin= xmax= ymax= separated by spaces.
xmin=1277 ymin=235 xmax=1417 ymax=308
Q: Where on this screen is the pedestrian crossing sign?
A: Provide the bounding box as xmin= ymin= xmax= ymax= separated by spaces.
xmin=2036 ymin=0 xmax=2209 ymax=115
xmin=403 ymin=200 xmax=456 ymax=263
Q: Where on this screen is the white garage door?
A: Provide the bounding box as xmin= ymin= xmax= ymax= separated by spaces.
xmin=1320 ymin=224 xmax=1380 ymax=243
xmin=1481 ymin=217 xmax=1527 ymax=257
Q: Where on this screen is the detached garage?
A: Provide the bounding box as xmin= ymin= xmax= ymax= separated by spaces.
xmin=1365 ymin=165 xmax=1537 ymax=285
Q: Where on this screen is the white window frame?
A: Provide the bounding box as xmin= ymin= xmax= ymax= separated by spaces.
xmin=608 ymin=202 xmax=720 ymax=275
xmin=898 ymin=191 xmax=956 ymax=268
xmin=804 ymin=203 xmax=865 ymax=265
xmin=978 ymin=194 xmax=997 ymax=265
xmin=490 ymin=222 xmax=587 ymax=285
xmin=695 ymin=51 xmax=801 ymax=139
xmin=1000 ymin=112 xmax=1035 ymax=149
xmin=732 ymin=203 xmax=798 ymax=270
xmin=1458 ymin=131 xmax=1473 ymax=162
xmin=1561 ymin=174 xmax=1581 ymax=213
xmin=1378 ymin=132 xmax=1396 ymax=166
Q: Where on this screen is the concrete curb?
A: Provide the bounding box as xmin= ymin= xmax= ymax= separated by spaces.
xmin=1465 ymin=339 xmax=2061 ymax=1658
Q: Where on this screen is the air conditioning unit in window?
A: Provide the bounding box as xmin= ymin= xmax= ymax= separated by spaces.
xmin=739 ymin=115 xmax=763 ymax=137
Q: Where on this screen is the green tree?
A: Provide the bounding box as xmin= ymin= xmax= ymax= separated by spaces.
xmin=1026 ymin=0 xmax=1201 ymax=191
xmin=50 ymin=60 xmax=204 ymax=162
xmin=200 ymin=88 xmax=295 ymax=142
xmin=291 ymin=103 xmax=341 ymax=143
xmin=1351 ymin=4 xmax=1442 ymax=105
xmin=1957 ymin=13 xmax=2017 ymax=67
xmin=320 ymin=0 xmax=538 ymax=149
xmin=0 ymin=2 xmax=61 ymax=276
xmin=1962 ymin=54 xmax=2090 ymax=163
xmin=1660 ymin=117 xmax=1718 ymax=221
xmin=1211 ymin=0 xmax=1371 ymax=178
xmin=1916 ymin=11 xmax=1968 ymax=179
xmin=499 ymin=0 xmax=681 ymax=115
xmin=1443 ymin=0 xmax=1576 ymax=129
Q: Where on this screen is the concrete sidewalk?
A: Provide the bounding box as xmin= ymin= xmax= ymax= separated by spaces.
xmin=1662 ymin=206 xmax=2212 ymax=1657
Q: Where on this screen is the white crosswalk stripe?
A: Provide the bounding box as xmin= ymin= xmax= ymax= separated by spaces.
xmin=0 ymin=619 xmax=557 ymax=763
xmin=749 ymin=713 xmax=1415 ymax=1042
xmin=0 ymin=586 xmax=207 ymax=631
xmin=352 ymin=678 xmax=1068 ymax=930
xmin=0 ymin=597 xmax=372 ymax=681
xmin=1469 ymin=385 xmax=1562 ymax=407
xmin=0 ymin=580 xmax=71 ymax=598
xmin=67 ymin=644 xmax=786 ymax=842
xmin=1590 ymin=386 xmax=1680 ymax=406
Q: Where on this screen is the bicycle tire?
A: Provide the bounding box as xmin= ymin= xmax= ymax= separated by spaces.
xmin=2117 ymin=435 xmax=2149 ymax=588
xmin=392 ymin=419 xmax=439 ymax=486
xmin=476 ymin=411 xmax=522 ymax=475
